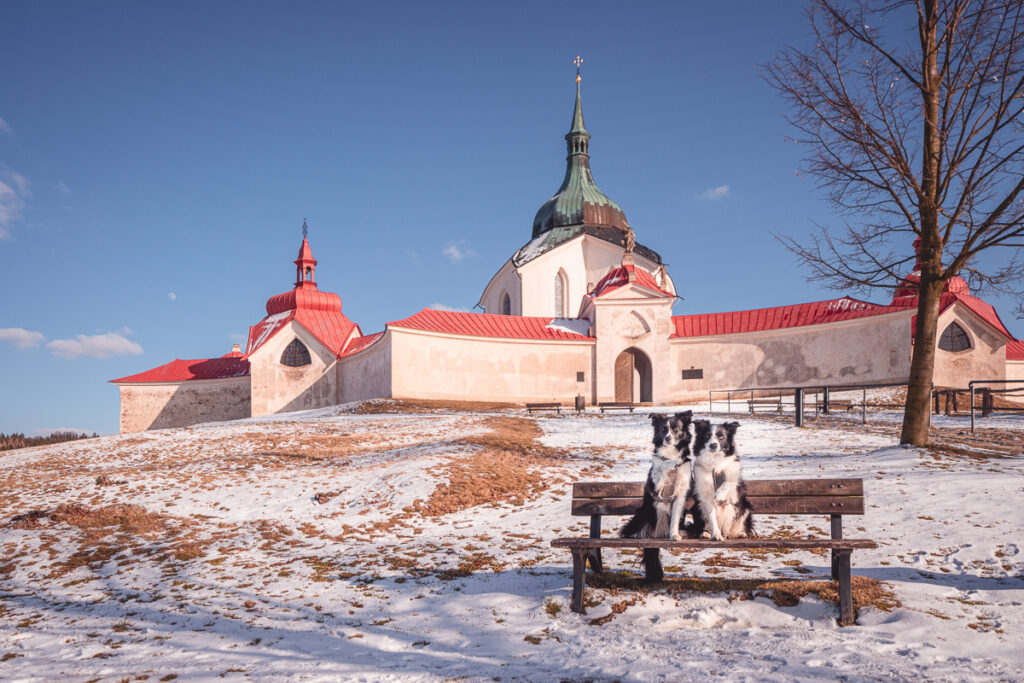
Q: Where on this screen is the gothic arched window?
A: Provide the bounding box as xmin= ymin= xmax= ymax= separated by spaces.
xmin=938 ymin=322 xmax=971 ymax=352
xmin=281 ymin=338 xmax=312 ymax=367
xmin=554 ymin=270 xmax=568 ymax=317
xmin=501 ymin=291 xmax=511 ymax=316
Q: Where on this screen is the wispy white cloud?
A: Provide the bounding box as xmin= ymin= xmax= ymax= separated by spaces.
xmin=442 ymin=241 xmax=477 ymax=263
xmin=46 ymin=331 xmax=143 ymax=360
xmin=0 ymin=327 xmax=46 ymax=349
xmin=429 ymin=303 xmax=470 ymax=313
xmin=168 ymin=292 xmax=177 ymax=301
xmin=0 ymin=167 xmax=30 ymax=240
xmin=698 ymin=184 xmax=730 ymax=201
xmin=54 ymin=181 xmax=71 ymax=195
xmin=0 ymin=117 xmax=10 ymax=135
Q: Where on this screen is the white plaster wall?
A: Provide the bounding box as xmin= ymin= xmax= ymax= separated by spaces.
xmin=480 ymin=234 xmax=671 ymax=317
xmin=338 ymin=333 xmax=393 ymax=403
xmin=666 ymin=311 xmax=915 ymax=400
xmin=117 ymin=377 xmax=251 ymax=433
xmin=930 ymin=305 xmax=1008 ymax=388
xmin=388 ymin=328 xmax=595 ymax=403
xmin=591 ymin=292 xmax=675 ymax=403
xmin=480 ymin=260 xmax=522 ymax=315
xmin=248 ymin=320 xmax=339 ymax=416
xmin=1007 ymin=362 xmax=1024 ymax=383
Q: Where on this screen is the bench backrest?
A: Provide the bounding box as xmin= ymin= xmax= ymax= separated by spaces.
xmin=571 ymin=478 xmax=865 ymax=516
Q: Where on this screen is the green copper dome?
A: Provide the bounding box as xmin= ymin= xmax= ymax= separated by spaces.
xmin=531 ymin=80 xmax=628 ymax=238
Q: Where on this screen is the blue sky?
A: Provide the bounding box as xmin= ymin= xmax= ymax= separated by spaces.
xmin=1 ymin=1 xmax=1021 ymax=435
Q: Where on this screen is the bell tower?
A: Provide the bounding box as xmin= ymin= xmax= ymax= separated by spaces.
xmin=295 ymin=218 xmax=317 ymax=287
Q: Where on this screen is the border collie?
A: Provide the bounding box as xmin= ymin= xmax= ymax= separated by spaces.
xmin=620 ymin=410 xmax=694 ymax=543
xmin=688 ymin=420 xmax=754 ymax=540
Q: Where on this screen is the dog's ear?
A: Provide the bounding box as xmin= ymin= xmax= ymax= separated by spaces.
xmin=675 ymin=410 xmax=693 ymax=423
xmin=723 ymin=421 xmax=739 ymax=435
xmin=650 ymin=413 xmax=666 ymax=425
xmin=692 ymin=419 xmax=710 ymax=432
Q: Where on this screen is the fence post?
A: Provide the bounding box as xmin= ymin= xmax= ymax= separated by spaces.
xmin=970 ymin=383 xmax=975 ymax=433
xmin=822 ymin=386 xmax=830 ymax=415
xmin=862 ymin=387 xmax=866 ymax=425
xmin=795 ymin=388 xmax=804 ymax=427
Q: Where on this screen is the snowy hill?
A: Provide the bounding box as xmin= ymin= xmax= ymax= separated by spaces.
xmin=1 ymin=402 xmax=1022 ymax=681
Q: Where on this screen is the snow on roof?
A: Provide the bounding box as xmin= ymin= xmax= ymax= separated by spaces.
xmin=671 ymin=297 xmax=908 ymax=338
xmin=388 ymin=309 xmax=595 ymax=340
xmin=110 ymin=357 xmax=250 ymax=384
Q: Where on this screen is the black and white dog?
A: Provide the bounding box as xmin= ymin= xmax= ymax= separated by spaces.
xmin=621 ymin=411 xmax=695 ymax=583
xmin=687 ymin=420 xmax=754 ymax=540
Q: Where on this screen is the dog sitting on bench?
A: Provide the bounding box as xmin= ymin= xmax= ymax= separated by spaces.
xmin=620 ymin=411 xmax=694 ymax=579
xmin=687 ymin=420 xmax=754 ymax=540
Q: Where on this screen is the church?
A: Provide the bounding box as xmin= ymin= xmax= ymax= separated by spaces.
xmin=111 ymin=75 xmax=1024 ymax=433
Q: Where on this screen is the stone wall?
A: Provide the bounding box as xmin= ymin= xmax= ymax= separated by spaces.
xmin=248 ymin=320 xmax=341 ymax=416
xmin=338 ymin=332 xmax=392 ymax=403
xmin=666 ymin=311 xmax=915 ymax=400
xmin=388 ymin=328 xmax=595 ymax=403
xmin=117 ymin=377 xmax=251 ymax=433
xmin=930 ymin=305 xmax=1008 ymax=388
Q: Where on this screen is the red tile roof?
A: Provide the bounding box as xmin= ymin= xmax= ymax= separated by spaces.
xmin=340 ymin=331 xmax=384 ymax=358
xmin=590 ymin=264 xmax=673 ymax=299
xmin=111 ymin=357 xmax=250 ymax=384
xmin=671 ymin=297 xmax=907 ymax=338
xmin=247 ymin=282 xmax=358 ymax=358
xmin=388 ymin=309 xmax=594 ymax=340
xmin=1007 ymin=340 xmax=1024 ymax=361
xmin=890 ymin=292 xmax=1015 ymax=340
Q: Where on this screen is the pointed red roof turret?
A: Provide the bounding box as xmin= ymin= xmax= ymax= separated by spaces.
xmin=294 ymin=218 xmax=318 ymax=287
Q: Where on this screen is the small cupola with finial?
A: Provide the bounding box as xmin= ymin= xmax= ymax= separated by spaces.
xmin=295 ymin=218 xmax=317 ymax=287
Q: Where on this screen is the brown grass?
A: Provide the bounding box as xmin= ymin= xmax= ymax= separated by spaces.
xmin=406 ymin=417 xmax=571 ymax=517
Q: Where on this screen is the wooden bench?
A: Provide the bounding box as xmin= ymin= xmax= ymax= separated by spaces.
xmin=598 ymin=402 xmax=634 ymax=413
xmin=817 ymin=399 xmax=854 ymax=414
xmin=550 ymin=478 xmax=876 ymax=625
xmin=748 ymin=398 xmax=783 ymax=413
xmin=526 ymin=402 xmax=562 ymax=415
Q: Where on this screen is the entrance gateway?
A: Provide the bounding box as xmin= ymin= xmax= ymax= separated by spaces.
xmin=613 ymin=347 xmax=652 ymax=403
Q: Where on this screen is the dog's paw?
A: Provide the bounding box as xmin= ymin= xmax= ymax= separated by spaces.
xmin=711 ymin=532 xmax=725 ymax=541
xmin=700 ymin=530 xmax=711 ymax=539
xmin=671 ymin=531 xmax=682 ymax=541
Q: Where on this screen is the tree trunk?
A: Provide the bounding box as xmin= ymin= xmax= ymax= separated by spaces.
xmin=901 ymin=275 xmax=943 ymax=444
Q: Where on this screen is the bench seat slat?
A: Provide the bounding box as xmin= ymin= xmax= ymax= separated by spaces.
xmin=572 ymin=478 xmax=863 ymax=499
xmin=571 ymin=495 xmax=865 ymax=517
xmin=551 ymin=537 xmax=877 ymax=550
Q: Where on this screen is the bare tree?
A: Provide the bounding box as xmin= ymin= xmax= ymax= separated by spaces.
xmin=765 ymin=0 xmax=1024 ymax=445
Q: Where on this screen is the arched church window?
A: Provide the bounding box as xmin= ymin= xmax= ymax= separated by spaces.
xmin=554 ymin=270 xmax=568 ymax=317
xmin=938 ymin=322 xmax=971 ymax=352
xmin=281 ymin=338 xmax=312 ymax=367
xmin=501 ymin=291 xmax=511 ymax=316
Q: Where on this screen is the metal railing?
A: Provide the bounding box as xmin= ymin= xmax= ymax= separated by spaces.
xmin=968 ymin=379 xmax=1024 ymax=432
xmin=709 ymin=381 xmax=910 ymax=427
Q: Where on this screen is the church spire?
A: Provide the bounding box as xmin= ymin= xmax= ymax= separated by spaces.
xmin=567 ymin=55 xmax=590 ymax=156
xmin=294 ymin=218 xmax=317 ymax=287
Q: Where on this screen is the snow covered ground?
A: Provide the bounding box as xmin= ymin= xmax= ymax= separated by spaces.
xmin=1 ymin=403 xmax=1022 ymax=681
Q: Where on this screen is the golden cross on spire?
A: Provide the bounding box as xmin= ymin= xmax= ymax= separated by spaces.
xmin=573 ymin=54 xmax=583 ymax=82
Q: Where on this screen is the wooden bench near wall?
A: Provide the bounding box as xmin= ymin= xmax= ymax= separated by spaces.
xmin=598 ymin=402 xmax=635 ymax=413
xmin=748 ymin=398 xmax=783 ymax=414
xmin=526 ymin=402 xmax=562 ymax=415
xmin=550 ymin=478 xmax=876 ymax=625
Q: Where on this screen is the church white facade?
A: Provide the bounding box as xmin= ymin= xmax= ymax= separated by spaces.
xmin=111 ymin=78 xmax=1023 ymax=433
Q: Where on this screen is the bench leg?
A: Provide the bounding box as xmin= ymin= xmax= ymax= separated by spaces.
xmin=587 ymin=514 xmax=603 ymax=574
xmin=570 ymin=549 xmax=587 ymax=614
xmin=642 ymin=548 xmax=664 ymax=583
xmin=836 ymin=549 xmax=854 ymax=626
